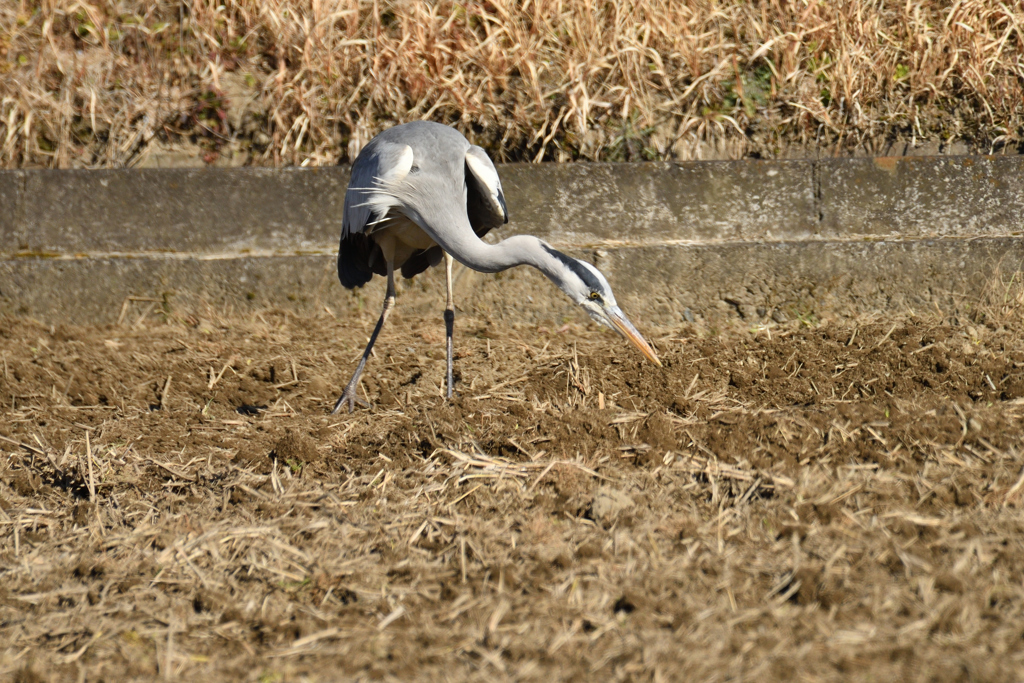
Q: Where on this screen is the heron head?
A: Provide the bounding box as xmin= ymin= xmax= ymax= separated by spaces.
xmin=541 ymin=246 xmax=662 ymax=367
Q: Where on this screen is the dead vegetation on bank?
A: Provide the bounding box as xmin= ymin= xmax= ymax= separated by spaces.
xmin=1 ymin=0 xmax=1023 ymax=169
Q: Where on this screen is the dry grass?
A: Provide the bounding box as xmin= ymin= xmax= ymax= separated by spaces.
xmin=3 ymin=290 xmax=1024 ymax=679
xmin=1 ymin=0 xmax=1022 ymax=169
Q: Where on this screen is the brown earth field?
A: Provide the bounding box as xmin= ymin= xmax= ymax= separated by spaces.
xmin=2 ymin=305 xmax=1024 ymax=682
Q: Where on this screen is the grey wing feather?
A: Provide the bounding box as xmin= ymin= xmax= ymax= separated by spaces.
xmin=342 ymin=138 xmax=415 ymax=239
xmin=337 ymin=139 xmax=414 ymax=289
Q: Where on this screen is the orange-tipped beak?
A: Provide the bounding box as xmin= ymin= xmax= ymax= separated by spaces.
xmin=606 ymin=307 xmax=662 ymax=367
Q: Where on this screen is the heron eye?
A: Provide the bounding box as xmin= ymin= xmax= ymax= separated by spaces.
xmin=589 ymin=291 xmax=601 ymax=300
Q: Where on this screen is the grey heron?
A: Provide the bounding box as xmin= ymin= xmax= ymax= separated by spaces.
xmin=333 ymin=121 xmax=661 ymax=413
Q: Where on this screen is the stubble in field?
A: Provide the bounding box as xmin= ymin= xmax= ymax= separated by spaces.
xmin=2 ymin=306 xmax=1024 ymax=681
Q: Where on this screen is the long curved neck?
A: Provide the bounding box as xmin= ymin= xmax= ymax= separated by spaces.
xmin=433 ymin=230 xmax=566 ymax=281
xmin=405 ymin=204 xmax=571 ymax=287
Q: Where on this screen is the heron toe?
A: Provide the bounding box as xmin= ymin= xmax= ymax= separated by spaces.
xmin=332 ymin=387 xmax=370 ymax=414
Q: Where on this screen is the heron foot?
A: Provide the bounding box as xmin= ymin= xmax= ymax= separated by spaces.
xmin=331 ymin=385 xmax=369 ymax=414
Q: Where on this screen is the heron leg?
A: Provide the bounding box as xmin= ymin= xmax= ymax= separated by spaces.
xmin=333 ymin=261 xmax=396 ymax=414
xmin=444 ymin=251 xmax=455 ymax=399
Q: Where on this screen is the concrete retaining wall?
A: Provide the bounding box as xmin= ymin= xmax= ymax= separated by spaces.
xmin=1 ymin=155 xmax=1023 ymax=324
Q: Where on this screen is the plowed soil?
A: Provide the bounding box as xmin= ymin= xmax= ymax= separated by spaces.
xmin=2 ymin=306 xmax=1024 ymax=682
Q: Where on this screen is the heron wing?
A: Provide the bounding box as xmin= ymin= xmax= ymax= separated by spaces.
xmin=342 ymin=140 xmax=415 ymax=239
xmin=464 ymin=146 xmax=509 ymax=236
xmin=399 ymin=245 xmax=444 ymax=279
xmin=338 ymin=140 xmax=415 ymax=288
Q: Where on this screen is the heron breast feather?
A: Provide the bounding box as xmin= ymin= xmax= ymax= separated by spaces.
xmin=386 ymin=218 xmax=436 ymax=251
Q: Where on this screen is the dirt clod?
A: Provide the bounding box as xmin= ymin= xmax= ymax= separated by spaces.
xmin=591 ymin=487 xmax=635 ymax=525
xmin=71 ymin=502 xmax=94 ymax=526
xmin=271 ymin=430 xmax=321 ymax=466
xmin=12 ymin=666 xmax=45 ymax=683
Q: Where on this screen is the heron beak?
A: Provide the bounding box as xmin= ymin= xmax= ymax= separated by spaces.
xmin=605 ymin=306 xmax=662 ymax=367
